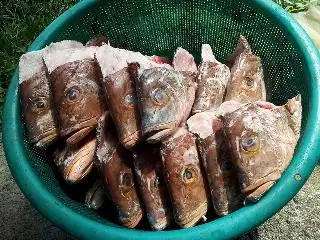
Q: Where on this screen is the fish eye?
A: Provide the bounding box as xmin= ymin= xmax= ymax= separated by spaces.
xmin=121 ymin=172 xmax=134 ymax=187
xmin=245 ymin=78 xmax=255 ymax=88
xmin=182 ymin=166 xmax=197 ymax=183
xmin=32 ymin=98 xmax=47 ymax=111
xmin=123 ymin=94 xmax=136 ymax=106
xmin=153 ymin=176 xmax=160 ymax=188
xmin=220 ymin=159 xmax=233 ymax=172
xmin=241 ymin=135 xmax=260 ymax=152
xmin=66 ymin=87 xmax=80 ymax=101
xmin=151 ymin=88 xmax=168 ymax=106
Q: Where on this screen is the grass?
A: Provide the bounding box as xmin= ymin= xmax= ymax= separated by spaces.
xmin=0 ymin=0 xmax=77 ymax=131
xmin=276 ymin=0 xmax=317 ymax=12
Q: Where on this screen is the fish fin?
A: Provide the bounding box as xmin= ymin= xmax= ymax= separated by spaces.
xmin=226 ymin=35 xmax=252 ymax=68
xmin=284 ymin=94 xmax=302 ymax=139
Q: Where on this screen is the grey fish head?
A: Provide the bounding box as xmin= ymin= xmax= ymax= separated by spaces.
xmin=136 ymin=67 xmax=189 ymax=142
xmin=222 ymin=98 xmax=301 ymax=201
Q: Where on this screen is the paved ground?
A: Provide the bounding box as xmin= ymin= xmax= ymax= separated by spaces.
xmin=0 ymin=131 xmax=319 ymax=239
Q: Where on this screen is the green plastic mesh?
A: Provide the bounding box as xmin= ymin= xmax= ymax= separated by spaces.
xmin=23 ymin=0 xmax=307 ymax=229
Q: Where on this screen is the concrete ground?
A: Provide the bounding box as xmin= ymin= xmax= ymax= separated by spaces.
xmin=0 ymin=131 xmax=319 ymax=240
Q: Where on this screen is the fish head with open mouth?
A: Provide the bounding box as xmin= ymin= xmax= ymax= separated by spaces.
xmin=45 ymin=47 xmax=106 ymax=145
xmin=136 ymin=67 xmax=191 ymax=143
xmin=19 ymin=50 xmax=59 ymax=148
xmin=132 ymin=144 xmax=172 ymax=230
xmin=53 ymin=132 xmax=96 ymax=184
xmin=161 ymin=127 xmax=209 ymax=228
xmin=192 ymin=44 xmax=230 ymax=113
xmin=222 ymin=95 xmax=302 ymax=202
xmin=224 ymin=36 xmax=266 ymax=104
xmin=95 ymin=112 xmax=143 ymax=228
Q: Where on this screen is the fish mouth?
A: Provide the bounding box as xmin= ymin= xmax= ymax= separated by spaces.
xmin=33 ymin=129 xmax=59 ymax=148
xmin=143 ymin=123 xmax=174 ymax=143
xmin=120 ymin=211 xmax=143 ymax=228
xmin=66 ymin=126 xmax=95 ymax=145
xmin=149 ymin=215 xmax=171 ymax=231
xmin=64 ymin=139 xmax=96 ymax=184
xmin=213 ymin=199 xmax=242 ymax=217
xmin=242 ymin=170 xmax=281 ymax=201
xmin=121 ymin=131 xmax=141 ymax=149
xmin=62 ymin=117 xmax=98 ymax=144
xmin=176 ymin=202 xmax=208 ymax=228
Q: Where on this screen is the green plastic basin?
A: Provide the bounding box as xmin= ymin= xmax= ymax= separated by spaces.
xmin=3 ymin=0 xmax=320 ymax=239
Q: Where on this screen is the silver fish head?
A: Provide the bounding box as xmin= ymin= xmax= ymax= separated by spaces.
xmin=222 ymin=95 xmax=301 ymax=201
xmin=136 ymin=67 xmax=189 ymax=143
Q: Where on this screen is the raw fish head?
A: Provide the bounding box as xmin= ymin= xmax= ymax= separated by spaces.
xmin=224 ymin=36 xmax=266 ymax=104
xmin=161 ymin=127 xmax=208 ymax=228
xmin=136 ymin=68 xmax=192 ymax=143
xmin=222 ymin=95 xmax=301 ymax=201
xmin=53 ymin=132 xmax=96 ymax=184
xmin=19 ymin=51 xmax=58 ymax=148
xmin=50 ymin=54 xmax=106 ymax=145
xmin=95 ymin=112 xmax=143 ymax=228
xmin=192 ymin=44 xmax=230 ymax=113
xmin=132 ymin=144 xmax=172 ymax=230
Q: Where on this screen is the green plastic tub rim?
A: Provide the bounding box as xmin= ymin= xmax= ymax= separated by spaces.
xmin=3 ymin=0 xmax=320 ymax=239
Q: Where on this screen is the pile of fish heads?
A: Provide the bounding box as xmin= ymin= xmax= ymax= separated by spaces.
xmin=19 ymin=35 xmax=302 ymax=230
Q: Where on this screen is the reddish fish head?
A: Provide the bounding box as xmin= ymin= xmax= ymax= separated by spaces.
xmin=222 ymin=95 xmax=301 ymax=201
xmin=132 ymin=144 xmax=172 ymax=230
xmin=104 ymin=65 xmax=141 ymax=149
xmin=192 ymin=44 xmax=230 ymax=113
xmin=95 ymin=112 xmax=143 ymax=228
xmin=53 ymin=133 xmax=96 ymax=184
xmin=136 ymin=68 xmax=190 ymax=143
xmin=187 ymin=112 xmax=242 ymax=216
xmin=224 ymin=36 xmax=266 ymax=104
xmin=50 ymin=58 xmax=105 ymax=145
xmin=161 ymin=127 xmax=208 ymax=228
xmin=19 ymin=50 xmax=59 ymax=148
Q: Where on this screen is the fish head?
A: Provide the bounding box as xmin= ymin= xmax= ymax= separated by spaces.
xmin=133 ymin=144 xmax=171 ymax=230
xmin=20 ymin=68 xmax=58 ymax=148
xmin=225 ymin=36 xmax=266 ymax=104
xmin=95 ymin=112 xmax=142 ymax=228
xmin=223 ymin=97 xmax=301 ymax=201
xmin=137 ymin=67 xmax=189 ymax=142
xmin=51 ymin=58 xmax=105 ymax=145
xmin=105 ymin=65 xmax=141 ymax=148
xmin=161 ymin=127 xmax=208 ymax=228
xmin=53 ymin=133 xmax=96 ymax=184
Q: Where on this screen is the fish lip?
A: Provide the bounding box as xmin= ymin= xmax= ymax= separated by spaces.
xmin=65 ymin=161 xmax=94 ymax=184
xmin=143 ymin=123 xmax=174 ymax=142
xmin=121 ymin=131 xmax=141 ymax=149
xmin=242 ymin=170 xmax=281 ymax=193
xmin=66 ymin=126 xmax=95 ymax=145
xmin=176 ymin=202 xmax=208 ymax=228
xmin=33 ymin=129 xmax=59 ymax=148
xmin=120 ymin=211 xmax=143 ymax=228
xmin=61 ymin=117 xmax=98 ymax=138
xmin=150 ymin=217 xmax=171 ymax=231
xmin=64 ymin=139 xmax=96 ymax=184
